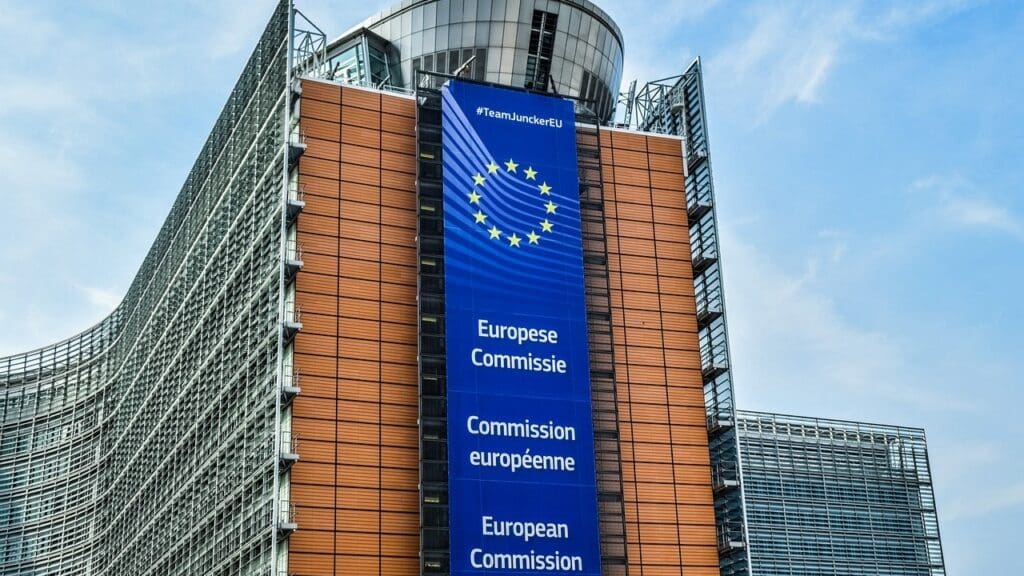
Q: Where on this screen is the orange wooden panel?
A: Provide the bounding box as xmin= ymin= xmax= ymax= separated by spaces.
xmin=335 ymin=532 xmax=378 ymax=555
xmin=299 ymin=232 xmax=340 ymax=258
xmin=301 ymin=79 xmax=342 ymax=104
xmin=611 ymin=130 xmax=647 ymax=151
xmin=335 ymin=554 xmax=379 ymax=574
xmin=292 ymin=482 xmax=336 ymax=506
xmin=381 ymin=131 xmax=415 ymax=154
xmin=294 ymin=395 xmax=338 ymax=421
xmin=340 ymin=163 xmax=381 ymax=186
xmin=613 ymin=166 xmax=652 ymax=187
xmin=609 ymin=184 xmax=653 ymax=206
xmin=672 ymin=445 xmax=713 ymax=467
xmin=610 ymin=147 xmax=650 ymax=168
xmin=304 ymin=193 xmax=340 ymax=217
xmin=340 ymin=143 xmax=381 ymax=167
xmin=293 ymin=417 xmax=336 ymax=443
xmin=338 ymin=297 xmax=381 ymax=321
xmin=337 ymin=444 xmax=381 ymax=467
xmin=650 ymin=187 xmax=686 ymax=208
xmin=380 ymin=382 xmax=416 ymax=406
xmin=381 ymin=94 xmax=415 ymax=117
xmin=301 ymin=174 xmax=341 ymax=198
xmin=298 ymin=375 xmax=337 ymax=399
xmin=306 ymin=136 xmax=341 ymax=161
xmin=680 ymin=545 xmax=720 ymax=566
xmin=289 ymin=551 xmax=334 ymax=571
xmin=650 ymin=170 xmax=684 ymax=191
xmin=338 ymin=357 xmax=380 ymax=381
xmin=342 ymin=87 xmax=382 ymax=111
xmin=648 ymin=153 xmax=684 ymax=173
xmin=295 ymin=332 xmax=339 ymax=356
xmin=381 ymin=114 xmax=414 ymax=135
xmin=303 ymin=98 xmax=342 ymax=123
xmin=381 ymin=187 xmax=416 ymax=209
xmin=381 ymin=206 xmax=416 ymax=228
xmin=339 ymin=238 xmax=381 ymax=261
xmin=380 ymin=424 xmax=417 ymax=447
xmin=381 ymin=168 xmax=415 ymax=191
xmin=381 ymin=244 xmax=415 ymax=264
xmin=381 ymin=150 xmax=415 ymax=174
xmin=635 ymin=482 xmax=679 ymax=503
xmin=339 ymin=259 xmax=380 ymax=281
xmin=337 ymin=400 xmax=381 ymax=423
xmin=341 ymin=106 xmax=382 ymax=129
xmin=300 ymin=157 xmax=340 ymax=180
xmin=341 ymin=123 xmax=382 ymax=147
xmin=302 ymin=117 xmax=341 ymax=141
xmin=381 ymin=264 xmax=417 ymax=289
xmin=292 ymin=461 xmax=335 ymax=485
xmin=646 ymin=135 xmax=685 ymax=156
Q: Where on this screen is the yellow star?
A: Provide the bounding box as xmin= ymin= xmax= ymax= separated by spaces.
xmin=486 ymin=161 xmax=499 ymax=174
xmin=467 ymin=190 xmax=482 ymax=204
xmin=474 ymin=210 xmax=487 ymax=224
xmin=488 ymin=225 xmax=502 ymax=239
xmin=473 ymin=173 xmax=486 ymax=186
xmin=504 ymin=159 xmax=518 ymax=173
xmin=527 ymin=231 xmax=540 ymax=245
xmin=540 ymin=219 xmax=554 ymax=233
xmin=545 ymin=201 xmax=557 ymax=214
xmin=538 ymin=182 xmax=552 ymax=195
xmin=507 ymin=233 xmax=521 ymax=248
xmin=524 ymin=167 xmax=537 ymax=180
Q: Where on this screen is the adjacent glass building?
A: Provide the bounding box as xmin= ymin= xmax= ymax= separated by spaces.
xmin=736 ymin=412 xmax=946 ymax=576
xmin=0 ymin=1 xmax=946 ymax=575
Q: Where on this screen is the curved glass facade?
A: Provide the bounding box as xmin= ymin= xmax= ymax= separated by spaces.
xmin=0 ymin=3 xmax=291 ymax=574
xmin=325 ymin=0 xmax=624 ymax=121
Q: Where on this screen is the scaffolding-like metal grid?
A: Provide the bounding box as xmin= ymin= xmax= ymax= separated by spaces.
xmin=619 ymin=59 xmax=753 ymax=576
xmin=0 ymin=2 xmax=295 ymax=574
xmin=737 ymin=411 xmax=947 ymax=576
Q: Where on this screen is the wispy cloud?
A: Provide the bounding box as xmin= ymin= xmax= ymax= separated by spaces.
xmin=709 ymin=0 xmax=982 ymax=121
xmin=721 ymin=223 xmax=979 ymax=415
xmin=912 ymin=173 xmax=1024 ymax=239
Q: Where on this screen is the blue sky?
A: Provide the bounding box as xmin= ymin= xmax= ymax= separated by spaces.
xmin=1 ymin=0 xmax=1020 ymax=573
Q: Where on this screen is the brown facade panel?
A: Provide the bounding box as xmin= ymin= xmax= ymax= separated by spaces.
xmin=291 ymin=81 xmax=716 ymax=575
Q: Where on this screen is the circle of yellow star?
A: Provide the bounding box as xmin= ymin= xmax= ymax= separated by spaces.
xmin=527 ymin=231 xmax=540 ymax=245
xmin=474 ymin=210 xmax=487 ymax=224
xmin=524 ymin=167 xmax=537 ymax=180
xmin=545 ymin=201 xmax=557 ymax=214
xmin=507 ymin=233 xmax=521 ymax=247
xmin=486 ymin=161 xmax=499 ymax=174
xmin=538 ymin=182 xmax=552 ymax=195
xmin=472 ymin=173 xmax=486 ymax=186
xmin=488 ymin=225 xmax=502 ymax=239
xmin=540 ymin=219 xmax=553 ymax=233
xmin=504 ymin=159 xmax=518 ymax=173
xmin=467 ymin=190 xmax=482 ymax=204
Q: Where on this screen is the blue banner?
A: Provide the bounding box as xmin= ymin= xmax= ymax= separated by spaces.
xmin=441 ymin=79 xmax=600 ymax=576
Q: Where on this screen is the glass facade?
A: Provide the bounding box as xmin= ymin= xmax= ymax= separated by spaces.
xmin=737 ymin=411 xmax=946 ymax=576
xmin=0 ymin=2 xmax=292 ymax=574
xmin=325 ymin=0 xmax=624 ymax=120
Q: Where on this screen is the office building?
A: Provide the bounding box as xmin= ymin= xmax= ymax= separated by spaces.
xmin=0 ymin=1 xmax=944 ymax=575
xmin=736 ymin=411 xmax=946 ymax=576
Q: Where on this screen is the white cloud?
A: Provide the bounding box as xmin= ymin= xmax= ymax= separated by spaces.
xmin=76 ymin=285 xmax=122 ymax=312
xmin=721 ymin=223 xmax=978 ymax=415
xmin=709 ymin=1 xmax=981 ymax=121
xmin=912 ymin=173 xmax=1023 ymax=239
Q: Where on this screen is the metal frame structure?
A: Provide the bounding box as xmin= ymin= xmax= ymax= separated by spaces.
xmin=620 ymin=59 xmax=754 ymax=576
xmin=736 ymin=411 xmax=947 ymax=576
xmin=0 ymin=2 xmax=297 ymax=574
